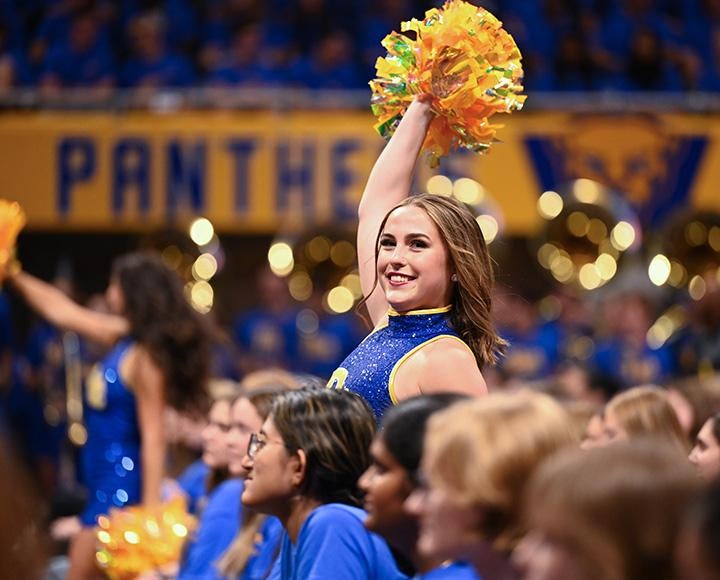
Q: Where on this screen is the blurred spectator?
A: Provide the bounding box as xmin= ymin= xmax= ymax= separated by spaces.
xmin=232 ymin=266 xmax=298 ymax=373
xmin=676 ymin=478 xmax=720 ymax=580
xmin=206 ymin=25 xmax=282 ymax=87
xmin=688 ymin=413 xmax=720 ymax=481
xmin=120 ymin=11 xmax=195 ymax=89
xmin=0 ymin=21 xmax=31 ymax=89
xmin=287 ymin=31 xmax=364 ymax=89
xmin=39 ymin=9 xmax=114 ymax=93
xmin=592 ymin=293 xmax=675 ymax=389
xmin=495 ymin=291 xmax=560 ymax=383
xmin=515 ymin=440 xmax=700 ymax=580
xmin=600 ymin=385 xmax=689 ymax=451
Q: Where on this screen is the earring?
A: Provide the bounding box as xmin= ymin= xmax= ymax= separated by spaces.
xmin=451 ymin=274 xmax=458 ymax=282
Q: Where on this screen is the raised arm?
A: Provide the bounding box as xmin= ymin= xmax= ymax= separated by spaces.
xmin=8 ymin=271 xmax=129 ymax=346
xmin=358 ymin=97 xmax=434 ymax=327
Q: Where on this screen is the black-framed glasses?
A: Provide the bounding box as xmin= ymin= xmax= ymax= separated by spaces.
xmin=247 ymin=432 xmax=265 ymax=460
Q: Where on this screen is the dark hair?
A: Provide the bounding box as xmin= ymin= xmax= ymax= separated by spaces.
xmin=271 ymin=389 xmax=376 ymax=507
xmin=712 ymin=413 xmax=720 ymax=443
xmin=112 ymin=252 xmax=210 ymax=413
xmin=381 ymin=394 xmax=468 ymax=484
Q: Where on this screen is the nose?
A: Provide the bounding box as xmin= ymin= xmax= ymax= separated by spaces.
xmin=389 ymin=244 xmax=408 ymax=266
xmin=240 ymin=453 xmax=254 ymax=473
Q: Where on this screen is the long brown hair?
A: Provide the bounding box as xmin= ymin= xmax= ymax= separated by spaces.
xmin=360 ymin=193 xmax=505 ymax=367
xmin=113 ymin=252 xmax=210 ymax=413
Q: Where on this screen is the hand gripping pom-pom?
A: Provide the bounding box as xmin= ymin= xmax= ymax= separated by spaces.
xmin=370 ymin=0 xmax=526 ymax=166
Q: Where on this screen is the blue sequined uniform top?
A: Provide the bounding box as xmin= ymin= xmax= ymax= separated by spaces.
xmin=327 ymin=306 xmax=468 ymax=419
xmin=79 ymin=338 xmax=141 ymax=525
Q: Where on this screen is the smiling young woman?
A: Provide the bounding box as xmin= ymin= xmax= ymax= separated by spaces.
xmin=326 ymin=96 xmax=504 ymax=419
xmin=240 ymin=389 xmax=407 ymax=580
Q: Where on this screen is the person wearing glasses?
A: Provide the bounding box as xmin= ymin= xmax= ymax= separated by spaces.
xmin=327 ymin=96 xmax=501 ymax=420
xmin=358 ymin=394 xmax=479 ymax=579
xmin=241 ymin=389 xmax=408 ymax=579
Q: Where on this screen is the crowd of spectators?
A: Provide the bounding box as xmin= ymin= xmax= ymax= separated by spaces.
xmin=0 ymin=0 xmax=719 ymax=94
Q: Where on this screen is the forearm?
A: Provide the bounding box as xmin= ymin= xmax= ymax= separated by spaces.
xmin=8 ymin=271 xmax=76 ymax=329
xmin=141 ymin=433 xmax=165 ymax=507
xmin=358 ymin=97 xmax=434 ymax=218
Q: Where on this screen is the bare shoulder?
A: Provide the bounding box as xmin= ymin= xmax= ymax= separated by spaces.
xmin=417 ymin=337 xmax=487 ymax=396
xmin=121 ymin=344 xmax=163 ymax=393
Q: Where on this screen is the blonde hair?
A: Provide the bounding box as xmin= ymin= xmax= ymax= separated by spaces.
xmin=423 ymin=390 xmax=577 ymax=551
xmin=605 ymin=385 xmax=689 ymax=451
xmin=362 ymin=193 xmax=506 ymax=367
xmin=525 ymin=440 xmax=699 ymax=580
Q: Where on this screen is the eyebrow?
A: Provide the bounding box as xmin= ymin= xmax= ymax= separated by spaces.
xmin=380 ymin=232 xmax=432 ymax=240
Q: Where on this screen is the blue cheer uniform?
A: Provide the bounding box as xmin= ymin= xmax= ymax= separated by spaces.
xmin=327 ymin=306 xmax=469 ymax=419
xmin=79 ymin=339 xmax=141 ymax=526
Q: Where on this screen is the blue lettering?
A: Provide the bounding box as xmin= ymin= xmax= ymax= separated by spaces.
xmin=112 ymin=138 xmax=150 ymax=216
xmin=276 ymin=141 xmax=315 ymax=216
xmin=57 ymin=137 xmax=96 ymax=216
xmin=166 ymin=140 xmax=206 ymax=218
xmin=330 ymin=139 xmax=360 ymax=221
xmin=226 ymin=139 xmax=257 ymax=213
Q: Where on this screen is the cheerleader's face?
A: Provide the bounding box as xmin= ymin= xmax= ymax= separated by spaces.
xmin=227 ymin=397 xmax=263 ymax=477
xmin=377 ymin=206 xmax=453 ymax=313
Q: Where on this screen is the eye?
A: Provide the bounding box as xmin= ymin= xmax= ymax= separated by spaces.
xmin=379 ymin=237 xmax=395 ymax=248
xmin=410 ymin=239 xmax=428 ymax=249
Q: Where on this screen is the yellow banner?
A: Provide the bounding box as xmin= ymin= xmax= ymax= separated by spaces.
xmin=0 ymin=110 xmax=717 ymax=234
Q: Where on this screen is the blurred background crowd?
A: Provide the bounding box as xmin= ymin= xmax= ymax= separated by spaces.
xmin=1 ymin=0 xmax=720 ymax=579
xmin=0 ymin=0 xmax=719 ymax=93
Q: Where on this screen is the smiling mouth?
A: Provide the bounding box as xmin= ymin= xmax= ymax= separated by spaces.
xmin=387 ymin=273 xmax=416 ymax=285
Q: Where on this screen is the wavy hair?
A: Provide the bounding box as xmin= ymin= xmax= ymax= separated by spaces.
xmin=423 ymin=390 xmax=577 ymax=551
xmin=361 ymin=193 xmax=505 ymax=368
xmin=112 ymin=252 xmax=210 ymax=413
xmin=271 ymin=389 xmax=376 ymax=507
xmin=605 ymin=385 xmax=689 ymax=452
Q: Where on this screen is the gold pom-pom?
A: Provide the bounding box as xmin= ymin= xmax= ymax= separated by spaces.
xmin=0 ymin=200 xmax=25 ymax=277
xmin=370 ymin=0 xmax=526 ymax=166
xmin=95 ymin=497 xmax=196 ymax=580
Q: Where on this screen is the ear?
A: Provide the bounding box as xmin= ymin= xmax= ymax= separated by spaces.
xmin=290 ymin=448 xmax=308 ymax=488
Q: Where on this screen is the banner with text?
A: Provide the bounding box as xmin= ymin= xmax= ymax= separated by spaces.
xmin=0 ymin=110 xmax=717 ymax=234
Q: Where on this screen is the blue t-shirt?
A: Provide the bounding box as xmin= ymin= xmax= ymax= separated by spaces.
xmin=179 ymin=478 xmax=243 ymax=579
xmin=275 ymin=503 xmax=408 ymax=580
xmin=415 ymin=561 xmax=482 ymax=579
xmin=242 ymin=515 xmax=283 ymax=580
xmin=176 ymin=459 xmax=209 ymax=516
